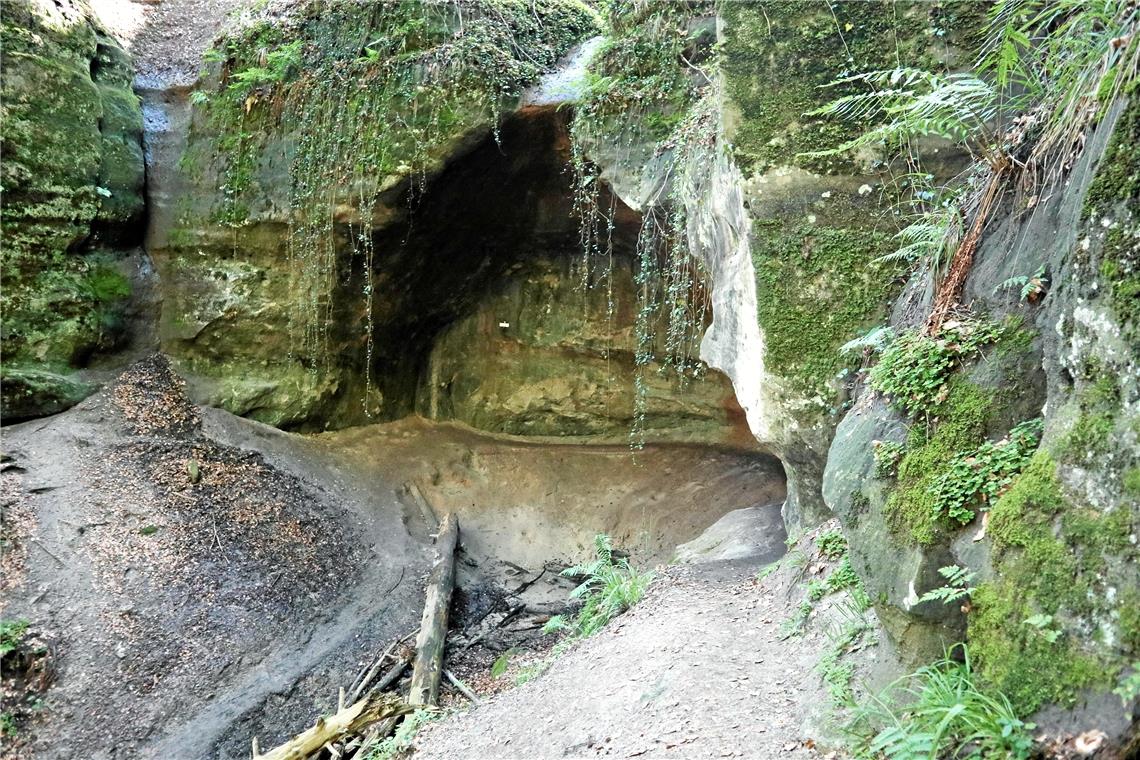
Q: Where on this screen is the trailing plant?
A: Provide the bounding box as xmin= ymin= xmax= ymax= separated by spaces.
xmin=543 ymin=534 xmax=654 ymax=640
xmin=868 ymin=319 xmax=1003 ymax=418
xmin=190 ymin=0 xmax=599 ymax=408
xmin=918 ymin=565 xmax=977 ymax=606
xmin=930 ymin=418 xmax=1043 ymax=524
xmin=568 ymin=0 xmax=717 ymax=448
xmin=846 ymin=645 xmax=1035 ymax=760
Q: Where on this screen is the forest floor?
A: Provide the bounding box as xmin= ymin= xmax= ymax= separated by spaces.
xmin=1 ymin=356 xmax=827 ymax=759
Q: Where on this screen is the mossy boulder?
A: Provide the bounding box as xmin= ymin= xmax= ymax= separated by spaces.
xmin=0 ymin=0 xmax=144 ymax=420
xmin=0 ymin=367 xmax=95 ymax=423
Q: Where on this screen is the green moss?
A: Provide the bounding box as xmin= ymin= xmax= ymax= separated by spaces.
xmin=1123 ymin=467 xmax=1140 ymax=498
xmin=1083 ymin=98 xmax=1140 ymax=216
xmin=751 ymin=218 xmax=900 ymax=406
xmin=720 ymin=1 xmax=929 ymax=174
xmin=1059 ymin=374 xmax=1120 ymax=465
xmin=970 ymin=451 xmax=1136 ymax=714
xmin=969 ymin=579 xmax=1107 ymax=715
xmin=1082 ymin=99 xmax=1140 ymax=340
xmin=885 ymin=380 xmax=992 ymax=545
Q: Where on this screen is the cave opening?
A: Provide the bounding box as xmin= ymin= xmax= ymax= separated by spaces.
xmin=317 ymin=104 xmax=790 ymax=569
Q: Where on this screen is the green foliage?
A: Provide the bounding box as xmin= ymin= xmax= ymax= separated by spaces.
xmin=886 ymin=381 xmax=992 ymax=545
xmin=0 ymin=712 xmax=16 ymax=737
xmin=0 ymin=620 xmax=29 ymax=657
xmin=817 ymin=529 xmax=847 ymax=560
xmin=930 ymin=418 xmax=1043 ymax=525
xmin=225 ymin=40 xmax=302 ymax=98
xmin=543 ymin=534 xmax=653 ymax=640
xmin=1114 ymin=663 xmax=1140 ymax=707
xmin=993 ymin=265 xmax=1048 ymax=302
xmin=918 ymin=565 xmax=977 ymax=606
xmin=367 ymin=708 xmax=439 ymax=760
xmin=846 ymin=646 xmax=1035 ymax=760
xmin=802 ymin=67 xmax=1001 ymax=160
xmin=805 ymin=0 xmax=1140 ymax=276
xmin=869 ymin=319 xmax=1003 ymax=418
xmin=877 ymin=208 xmax=964 ymax=273
xmin=818 ymin=616 xmax=871 ymax=708
xmin=872 ymin=441 xmax=905 ymax=479
xmin=490 ymin=649 xmax=514 ymax=679
xmin=1022 ymin=613 xmax=1062 ymax=644
xmin=779 ymin=600 xmax=814 ymax=640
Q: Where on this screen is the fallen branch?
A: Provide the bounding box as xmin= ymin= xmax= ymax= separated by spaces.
xmin=927 ymin=159 xmax=1011 ymax=333
xmin=408 ymin=513 xmax=459 ymax=707
xmin=252 ymin=691 xmax=411 ymax=760
xmin=444 ymin=669 xmax=481 ymax=705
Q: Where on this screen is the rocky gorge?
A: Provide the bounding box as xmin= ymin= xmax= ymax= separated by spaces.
xmin=1 ymin=0 xmax=1137 ymax=758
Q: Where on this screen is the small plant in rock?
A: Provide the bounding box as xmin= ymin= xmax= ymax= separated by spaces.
xmin=846 ymin=645 xmax=1035 ymax=760
xmin=869 ymin=319 xmax=1003 ymax=417
xmin=367 ymin=708 xmax=439 ymax=760
xmin=817 ymin=529 xmax=848 ymax=561
xmin=543 ymin=534 xmax=654 ymax=640
xmin=918 ymin=565 xmax=977 ymax=606
xmin=1023 ymin=614 xmax=1063 ymax=644
xmin=873 ymin=441 xmax=906 ymax=479
xmin=994 ymin=265 xmax=1049 ymax=302
xmin=0 ymin=620 xmax=29 ymax=657
xmin=819 ymin=615 xmax=872 ymax=708
xmin=1114 ymin=662 xmax=1140 ymax=708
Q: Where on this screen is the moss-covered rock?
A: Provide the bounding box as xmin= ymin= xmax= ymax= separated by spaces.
xmin=720 ymin=1 xmax=952 ymax=528
xmin=0 ymin=0 xmax=144 ymax=419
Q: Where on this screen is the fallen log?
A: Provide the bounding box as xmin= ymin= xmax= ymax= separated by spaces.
xmin=252 ymin=691 xmax=411 ymax=760
xmin=408 ymin=513 xmax=459 ymax=706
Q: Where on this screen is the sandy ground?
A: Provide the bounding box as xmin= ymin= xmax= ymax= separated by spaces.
xmin=412 ymin=530 xmax=884 ymax=760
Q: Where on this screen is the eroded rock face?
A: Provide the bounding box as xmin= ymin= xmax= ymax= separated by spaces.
xmin=0 ymin=0 xmax=145 ymax=419
xmin=153 ymin=0 xmax=600 ymax=428
xmin=421 ymin=254 xmax=751 ymax=443
xmin=713 ymin=2 xmax=969 ymax=532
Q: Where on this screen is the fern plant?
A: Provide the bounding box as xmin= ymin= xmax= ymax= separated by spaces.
xmin=918 ymin=565 xmax=977 ymax=606
xmin=543 ymin=534 xmax=654 ymax=640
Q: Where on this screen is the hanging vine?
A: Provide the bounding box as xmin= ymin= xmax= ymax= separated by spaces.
xmin=567 ymin=0 xmax=720 ymax=448
xmin=190 ymin=0 xmax=599 ymax=413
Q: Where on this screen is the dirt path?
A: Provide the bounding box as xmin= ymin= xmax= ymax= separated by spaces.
xmin=413 ymin=547 xmax=870 ymax=760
